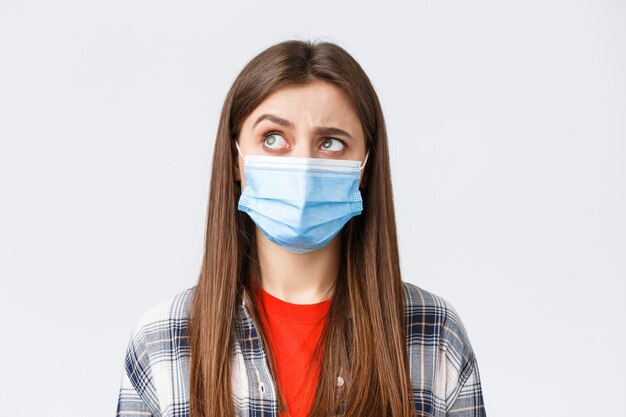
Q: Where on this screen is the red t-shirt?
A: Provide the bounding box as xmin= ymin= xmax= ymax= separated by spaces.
xmin=255 ymin=285 xmax=331 ymax=417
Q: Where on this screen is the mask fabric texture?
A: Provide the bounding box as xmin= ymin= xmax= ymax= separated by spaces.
xmin=235 ymin=143 xmax=368 ymax=254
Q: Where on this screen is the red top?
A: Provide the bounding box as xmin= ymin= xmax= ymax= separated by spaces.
xmin=255 ymin=285 xmax=331 ymax=417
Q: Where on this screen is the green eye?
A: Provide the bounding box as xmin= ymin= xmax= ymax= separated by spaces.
xmin=263 ymin=133 xmax=287 ymax=149
xmin=321 ymin=138 xmax=345 ymax=151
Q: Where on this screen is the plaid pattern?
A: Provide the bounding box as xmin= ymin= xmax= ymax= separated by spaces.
xmin=116 ymin=282 xmax=486 ymax=417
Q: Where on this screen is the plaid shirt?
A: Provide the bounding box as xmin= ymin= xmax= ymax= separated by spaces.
xmin=116 ymin=282 xmax=486 ymax=417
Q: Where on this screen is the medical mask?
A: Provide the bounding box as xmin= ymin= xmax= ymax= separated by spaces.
xmin=235 ymin=141 xmax=369 ymax=254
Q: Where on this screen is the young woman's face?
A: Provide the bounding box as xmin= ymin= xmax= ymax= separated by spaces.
xmin=234 ymin=80 xmax=368 ymax=189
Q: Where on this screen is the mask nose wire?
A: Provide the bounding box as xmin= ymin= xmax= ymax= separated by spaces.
xmin=234 ymin=141 xmax=247 ymax=162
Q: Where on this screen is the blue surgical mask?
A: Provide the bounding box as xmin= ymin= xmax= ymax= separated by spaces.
xmin=235 ymin=142 xmax=369 ymax=254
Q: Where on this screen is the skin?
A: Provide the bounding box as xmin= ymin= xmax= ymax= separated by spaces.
xmin=233 ymin=79 xmax=368 ymax=304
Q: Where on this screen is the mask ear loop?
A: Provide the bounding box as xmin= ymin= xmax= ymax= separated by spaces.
xmin=359 ymin=150 xmax=370 ymax=171
xmin=235 ymin=141 xmax=247 ymax=162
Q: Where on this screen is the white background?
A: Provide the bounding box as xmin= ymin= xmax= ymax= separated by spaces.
xmin=1 ymin=1 xmax=624 ymax=416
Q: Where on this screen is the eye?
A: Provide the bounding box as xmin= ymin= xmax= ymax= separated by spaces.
xmin=320 ymin=138 xmax=345 ymax=152
xmin=262 ymin=132 xmax=288 ymax=150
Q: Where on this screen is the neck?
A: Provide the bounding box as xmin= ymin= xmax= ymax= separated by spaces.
xmin=254 ymin=227 xmax=341 ymax=304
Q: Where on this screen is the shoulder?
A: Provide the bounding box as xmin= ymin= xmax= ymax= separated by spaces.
xmin=131 ymin=285 xmax=196 ymax=333
xmin=124 ymin=285 xmax=197 ymax=364
xmin=401 ymin=281 xmax=480 ymax=398
xmin=135 ymin=286 xmax=196 ymax=330
xmin=124 ymin=285 xmax=196 ymax=359
xmin=119 ymin=286 xmax=196 ymax=415
xmin=401 ymin=280 xmax=476 ymax=357
xmin=402 ymin=280 xmax=453 ymax=313
xmin=122 ymin=287 xmax=196 ymax=377
xmin=403 ymin=282 xmax=482 ymax=408
xmin=402 ymin=280 xmax=467 ymax=335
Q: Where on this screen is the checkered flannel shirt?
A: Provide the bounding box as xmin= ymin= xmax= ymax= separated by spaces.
xmin=115 ymin=281 xmax=486 ymax=417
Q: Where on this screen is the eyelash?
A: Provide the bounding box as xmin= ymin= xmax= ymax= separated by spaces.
xmin=261 ymin=131 xmax=281 ymax=143
xmin=260 ymin=131 xmax=347 ymax=151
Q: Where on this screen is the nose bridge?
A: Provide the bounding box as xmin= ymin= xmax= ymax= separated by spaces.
xmin=291 ymin=132 xmax=314 ymax=158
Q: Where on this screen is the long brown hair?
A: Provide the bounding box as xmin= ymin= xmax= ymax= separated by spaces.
xmin=189 ymin=39 xmax=415 ymax=417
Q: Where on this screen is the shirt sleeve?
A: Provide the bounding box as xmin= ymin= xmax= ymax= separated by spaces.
xmin=116 ymin=365 xmax=154 ymax=417
xmin=115 ymin=324 xmax=160 ymax=417
xmin=441 ymin=302 xmax=487 ymax=417
xmin=445 ymin=355 xmax=486 ymax=416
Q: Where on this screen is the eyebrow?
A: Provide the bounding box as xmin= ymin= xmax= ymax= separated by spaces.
xmin=252 ymin=113 xmax=354 ymax=140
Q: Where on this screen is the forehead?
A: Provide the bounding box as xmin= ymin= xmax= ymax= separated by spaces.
xmin=244 ymin=80 xmax=362 ymax=130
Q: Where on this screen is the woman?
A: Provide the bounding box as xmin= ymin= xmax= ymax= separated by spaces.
xmin=116 ymin=39 xmax=486 ymax=417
